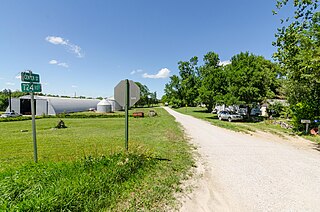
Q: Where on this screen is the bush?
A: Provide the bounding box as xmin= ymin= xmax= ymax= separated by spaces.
xmin=0 ymin=116 xmax=33 ymax=122
xmin=269 ymin=102 xmax=284 ymax=117
xmin=291 ymin=102 xmax=314 ymax=131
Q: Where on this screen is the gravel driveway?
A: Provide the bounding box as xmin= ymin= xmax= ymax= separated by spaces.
xmin=164 ymin=107 xmax=320 ymax=212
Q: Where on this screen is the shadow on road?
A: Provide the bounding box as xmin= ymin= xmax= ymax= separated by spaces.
xmin=313 ymin=143 xmax=320 ymax=152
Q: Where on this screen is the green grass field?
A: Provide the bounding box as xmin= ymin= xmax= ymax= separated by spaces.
xmin=0 ymin=108 xmax=194 ymax=211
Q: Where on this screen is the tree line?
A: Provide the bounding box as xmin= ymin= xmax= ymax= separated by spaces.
xmin=162 ymin=52 xmax=281 ymax=112
xmin=163 ymin=0 xmax=319 ymax=131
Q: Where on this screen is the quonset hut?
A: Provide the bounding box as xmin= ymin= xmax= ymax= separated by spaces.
xmin=7 ymin=95 xmax=100 ymax=116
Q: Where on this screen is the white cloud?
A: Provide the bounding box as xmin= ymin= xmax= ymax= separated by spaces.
xmin=69 ymin=44 xmax=83 ymax=58
xmin=130 ymin=69 xmax=143 ymax=75
xmin=0 ymin=77 xmax=4 ymax=80
xmin=45 ymin=36 xmax=84 ymax=58
xmin=219 ymin=60 xmax=231 ymax=66
xmin=15 ymin=75 xmax=21 ymax=79
xmin=6 ymin=82 xmax=15 ymax=86
xmin=46 ymin=36 xmax=67 ymax=45
xmin=58 ymin=62 xmax=69 ymax=68
xmin=49 ymin=60 xmax=69 ymax=68
xmin=142 ymin=68 xmax=170 ymax=79
xmin=71 ymin=85 xmax=78 ymax=88
xmin=49 ymin=60 xmax=58 ymax=64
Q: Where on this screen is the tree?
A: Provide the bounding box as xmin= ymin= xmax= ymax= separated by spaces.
xmin=273 ymin=0 xmax=320 ymax=130
xmin=227 ymin=52 xmax=280 ymax=108
xmin=0 ymin=89 xmax=25 ymax=111
xmin=198 ymin=52 xmax=227 ymax=112
xmin=178 ymin=56 xmax=200 ymax=106
xmin=135 ymin=82 xmax=151 ymax=107
xmin=163 ymin=75 xmax=184 ymax=107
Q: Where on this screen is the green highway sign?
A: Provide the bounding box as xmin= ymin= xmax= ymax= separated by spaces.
xmin=21 ymin=72 xmax=40 ymax=83
xmin=21 ymin=83 xmax=42 ymax=92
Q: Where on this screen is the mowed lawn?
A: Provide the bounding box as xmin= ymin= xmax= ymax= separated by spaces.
xmin=0 ymin=108 xmax=187 ymax=170
xmin=175 ymin=106 xmax=295 ymax=134
xmin=1 ymin=118 xmax=124 ymax=170
xmin=0 ymin=108 xmax=194 ymax=211
xmin=174 ymin=107 xmax=320 ymax=144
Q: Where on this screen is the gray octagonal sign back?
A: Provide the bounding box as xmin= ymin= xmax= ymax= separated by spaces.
xmin=114 ymin=80 xmax=140 ymax=107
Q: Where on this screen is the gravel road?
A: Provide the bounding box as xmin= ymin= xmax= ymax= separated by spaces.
xmin=164 ymin=107 xmax=320 ymax=212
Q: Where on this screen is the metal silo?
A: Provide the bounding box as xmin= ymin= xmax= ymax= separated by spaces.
xmin=97 ymin=99 xmax=112 ymax=113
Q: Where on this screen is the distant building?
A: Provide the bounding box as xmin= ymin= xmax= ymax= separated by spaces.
xmin=7 ymin=95 xmax=100 ymax=115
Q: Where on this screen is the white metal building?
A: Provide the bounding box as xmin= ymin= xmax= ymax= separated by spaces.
xmin=7 ymin=95 xmax=100 ymax=115
xmin=107 ymin=96 xmax=123 ymax=111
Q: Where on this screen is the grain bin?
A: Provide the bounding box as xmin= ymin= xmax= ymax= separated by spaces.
xmin=97 ymin=99 xmax=112 ymax=113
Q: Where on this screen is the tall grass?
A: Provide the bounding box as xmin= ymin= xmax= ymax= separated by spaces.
xmin=0 ymin=153 xmax=157 ymax=211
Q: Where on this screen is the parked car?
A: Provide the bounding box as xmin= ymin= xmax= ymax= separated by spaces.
xmin=218 ymin=111 xmax=243 ymax=122
xmin=0 ymin=111 xmax=22 ymax=118
xmin=250 ymin=108 xmax=261 ymax=116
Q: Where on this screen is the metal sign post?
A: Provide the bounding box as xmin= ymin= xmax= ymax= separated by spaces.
xmin=21 ymin=70 xmax=42 ymax=163
xmin=30 ymin=90 xmax=38 ymax=163
xmin=114 ymin=79 xmax=140 ymax=152
xmin=301 ymin=119 xmax=311 ymax=134
xmin=125 ymin=79 xmax=129 ymax=151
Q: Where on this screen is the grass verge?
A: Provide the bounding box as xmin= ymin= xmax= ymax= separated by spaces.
xmin=174 ymin=107 xmax=290 ymax=134
xmin=174 ymin=107 xmax=320 ymax=144
xmin=0 ymin=108 xmax=194 ymax=211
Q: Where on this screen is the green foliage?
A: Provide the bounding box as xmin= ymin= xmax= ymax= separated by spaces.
xmin=178 ymin=57 xmax=199 ymax=106
xmin=198 ymin=52 xmax=227 ymax=112
xmin=0 ymin=153 xmax=156 ymax=211
xmin=163 ymin=75 xmax=184 ymax=107
xmin=269 ymin=102 xmax=285 ymax=117
xmin=227 ymin=52 xmax=280 ymax=105
xmin=164 ymin=52 xmax=281 ymax=111
xmin=0 ymin=108 xmax=194 ymax=210
xmin=56 ymin=112 xmax=125 ymax=119
xmin=0 ymin=116 xmax=34 ymax=122
xmin=164 ymin=57 xmax=200 ymax=108
xmin=291 ymin=102 xmax=315 ymax=130
xmin=273 ymin=0 xmax=320 ymax=131
xmin=135 ymin=82 xmax=158 ymax=107
xmin=0 ymin=89 xmax=25 ymax=111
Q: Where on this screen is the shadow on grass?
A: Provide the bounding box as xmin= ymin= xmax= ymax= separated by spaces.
xmin=193 ymin=110 xmax=210 ymax=113
xmin=151 ymin=157 xmax=172 ymax=162
xmin=206 ymin=116 xmax=219 ymax=120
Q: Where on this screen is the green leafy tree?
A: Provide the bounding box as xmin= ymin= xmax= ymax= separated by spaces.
xmin=0 ymin=89 xmax=25 ymax=111
xmin=163 ymin=75 xmax=184 ymax=107
xmin=273 ymin=0 xmax=320 ymax=130
xmin=135 ymin=82 xmax=151 ymax=107
xmin=227 ymin=52 xmax=280 ymax=108
xmin=178 ymin=56 xmax=199 ymax=106
xmin=198 ymin=52 xmax=227 ymax=112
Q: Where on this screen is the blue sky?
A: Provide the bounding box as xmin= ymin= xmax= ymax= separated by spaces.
xmin=0 ymin=0 xmax=293 ymax=98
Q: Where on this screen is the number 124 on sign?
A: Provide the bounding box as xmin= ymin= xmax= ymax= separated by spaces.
xmin=21 ymin=83 xmax=42 ymax=92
